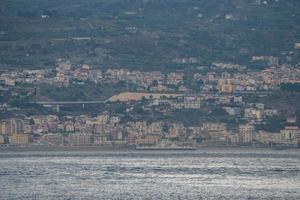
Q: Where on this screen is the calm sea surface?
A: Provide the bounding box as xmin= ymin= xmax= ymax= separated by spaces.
xmin=0 ymin=148 xmax=299 ymax=200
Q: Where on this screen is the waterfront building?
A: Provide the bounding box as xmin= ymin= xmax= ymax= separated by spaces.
xmin=0 ymin=135 xmax=4 ymax=144
xmin=0 ymin=119 xmax=23 ymax=135
xmin=9 ymin=133 xmax=29 ymax=145
xmin=40 ymin=133 xmax=64 ymax=146
xmin=281 ymin=126 xmax=300 ymax=142
xmin=136 ymin=134 xmax=160 ymax=146
xmin=69 ymin=134 xmax=92 ymax=146
xmin=239 ymin=124 xmax=255 ymax=144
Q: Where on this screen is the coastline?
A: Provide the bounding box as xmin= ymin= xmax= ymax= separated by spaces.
xmin=0 ymin=145 xmax=297 ymax=152
xmin=0 ymin=145 xmax=134 ymax=152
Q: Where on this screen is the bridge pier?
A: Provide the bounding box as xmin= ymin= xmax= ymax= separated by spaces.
xmin=56 ymin=105 xmax=60 ymax=112
xmin=82 ymin=104 xmax=85 ymax=109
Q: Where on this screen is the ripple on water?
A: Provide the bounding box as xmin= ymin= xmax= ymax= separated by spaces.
xmin=0 ymin=149 xmax=299 ymax=200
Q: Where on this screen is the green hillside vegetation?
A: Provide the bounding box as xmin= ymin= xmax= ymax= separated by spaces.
xmin=0 ymin=0 xmax=299 ymax=71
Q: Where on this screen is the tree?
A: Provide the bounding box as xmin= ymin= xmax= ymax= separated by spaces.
xmin=29 ymin=118 xmax=35 ymax=125
xmin=162 ymin=124 xmax=169 ymax=133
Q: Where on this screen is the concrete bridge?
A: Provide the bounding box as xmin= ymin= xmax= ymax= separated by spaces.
xmin=33 ymin=101 xmax=105 ymax=112
xmin=34 ymin=101 xmax=105 ymax=105
xmin=33 ymin=90 xmax=272 ymax=112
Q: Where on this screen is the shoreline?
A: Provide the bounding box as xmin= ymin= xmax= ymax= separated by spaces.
xmin=0 ymin=145 xmax=134 ymax=152
xmin=0 ymin=145 xmax=298 ymax=152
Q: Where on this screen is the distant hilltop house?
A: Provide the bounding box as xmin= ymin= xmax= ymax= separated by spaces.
xmin=41 ymin=15 xmax=49 ymax=19
xmin=294 ymin=43 xmax=300 ymax=49
xmin=252 ymin=56 xmax=279 ymax=65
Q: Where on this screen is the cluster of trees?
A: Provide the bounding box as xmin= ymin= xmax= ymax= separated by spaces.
xmin=281 ymin=83 xmax=300 ymax=92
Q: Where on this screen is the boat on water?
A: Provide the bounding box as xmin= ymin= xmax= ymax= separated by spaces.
xmin=135 ymin=142 xmax=197 ymax=150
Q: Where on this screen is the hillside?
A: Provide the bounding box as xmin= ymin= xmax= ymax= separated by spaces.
xmin=0 ymin=0 xmax=299 ymax=71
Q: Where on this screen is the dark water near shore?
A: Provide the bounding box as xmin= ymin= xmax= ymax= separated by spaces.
xmin=0 ymin=148 xmax=299 ymax=200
